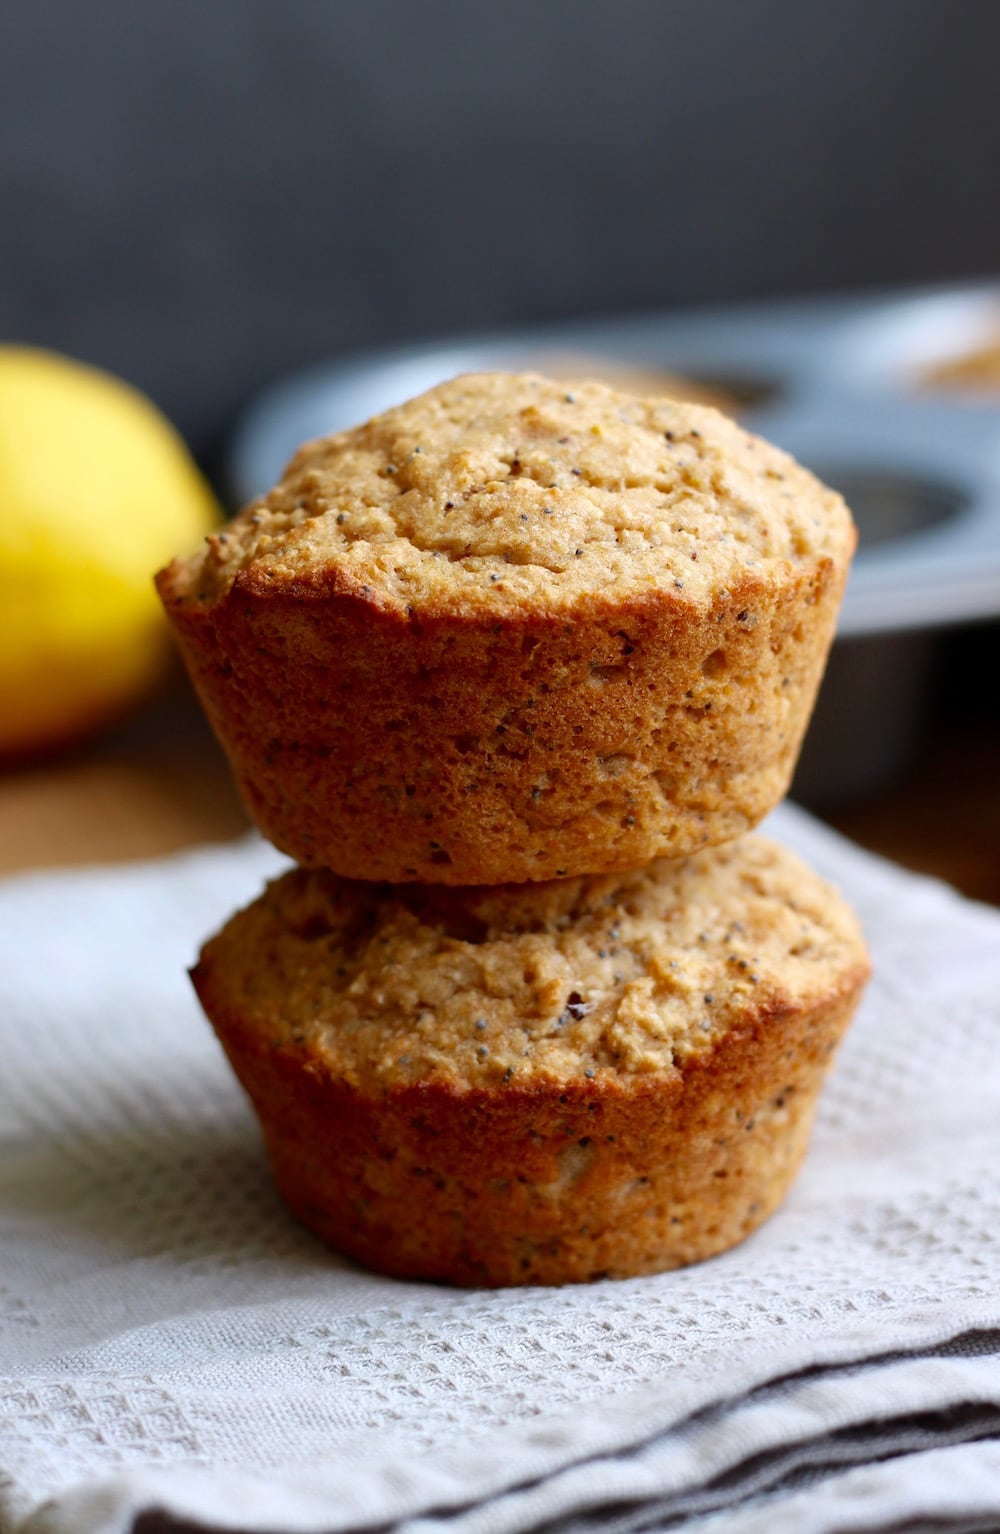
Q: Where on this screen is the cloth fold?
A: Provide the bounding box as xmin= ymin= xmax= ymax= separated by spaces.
xmin=2 ymin=805 xmax=999 ymax=1534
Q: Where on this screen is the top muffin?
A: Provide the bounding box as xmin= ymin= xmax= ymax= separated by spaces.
xmin=159 ymin=374 xmax=856 ymax=885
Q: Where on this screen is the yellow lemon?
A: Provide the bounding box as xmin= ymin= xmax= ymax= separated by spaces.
xmin=0 ymin=347 xmax=219 ymax=757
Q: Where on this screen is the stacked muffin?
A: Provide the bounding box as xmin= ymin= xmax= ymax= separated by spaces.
xmin=158 ymin=373 xmax=870 ymax=1286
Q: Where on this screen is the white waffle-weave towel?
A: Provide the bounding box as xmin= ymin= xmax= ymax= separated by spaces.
xmin=2 ymin=803 xmax=999 ymax=1534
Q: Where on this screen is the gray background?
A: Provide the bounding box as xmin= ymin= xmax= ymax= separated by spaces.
xmin=2 ymin=0 xmax=999 ymax=461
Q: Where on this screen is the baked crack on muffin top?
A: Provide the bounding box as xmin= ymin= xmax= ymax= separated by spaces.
xmin=198 ymin=836 xmax=868 ymax=1092
xmin=178 ymin=373 xmax=853 ymax=615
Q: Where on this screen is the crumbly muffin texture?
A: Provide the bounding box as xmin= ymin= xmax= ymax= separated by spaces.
xmin=158 ymin=373 xmax=856 ymax=884
xmin=193 ymin=834 xmax=869 ymax=1285
xmin=199 ymin=836 xmax=865 ymax=1091
xmin=181 ymin=373 xmax=851 ymax=616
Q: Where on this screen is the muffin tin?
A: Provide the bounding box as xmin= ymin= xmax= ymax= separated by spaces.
xmin=229 ymin=282 xmax=1000 ymax=801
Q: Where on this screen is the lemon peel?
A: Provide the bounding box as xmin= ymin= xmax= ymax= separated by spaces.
xmin=0 ymin=347 xmax=219 ymax=755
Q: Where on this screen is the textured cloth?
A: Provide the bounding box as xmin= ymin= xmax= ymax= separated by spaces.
xmin=1 ymin=804 xmax=999 ymax=1534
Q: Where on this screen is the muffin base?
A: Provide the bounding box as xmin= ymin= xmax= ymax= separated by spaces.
xmin=195 ymin=966 xmax=865 ymax=1286
xmin=162 ymin=561 xmax=846 ymax=886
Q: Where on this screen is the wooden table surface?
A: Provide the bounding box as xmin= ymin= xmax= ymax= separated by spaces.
xmin=3 ymin=677 xmax=998 ymax=906
xmin=0 ymin=682 xmax=249 ymax=877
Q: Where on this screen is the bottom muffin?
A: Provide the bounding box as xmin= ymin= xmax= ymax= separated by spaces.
xmin=192 ymin=836 xmax=870 ymax=1287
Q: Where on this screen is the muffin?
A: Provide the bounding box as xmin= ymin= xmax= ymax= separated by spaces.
xmin=158 ymin=374 xmax=856 ymax=884
xmin=192 ymin=834 xmax=870 ymax=1286
xmin=923 ymin=336 xmax=1000 ymax=392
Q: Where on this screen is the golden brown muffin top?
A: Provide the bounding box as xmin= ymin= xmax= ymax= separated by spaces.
xmin=170 ymin=373 xmax=854 ymax=617
xmin=924 ymin=338 xmax=1000 ymax=391
xmin=198 ymin=836 xmax=868 ymax=1090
